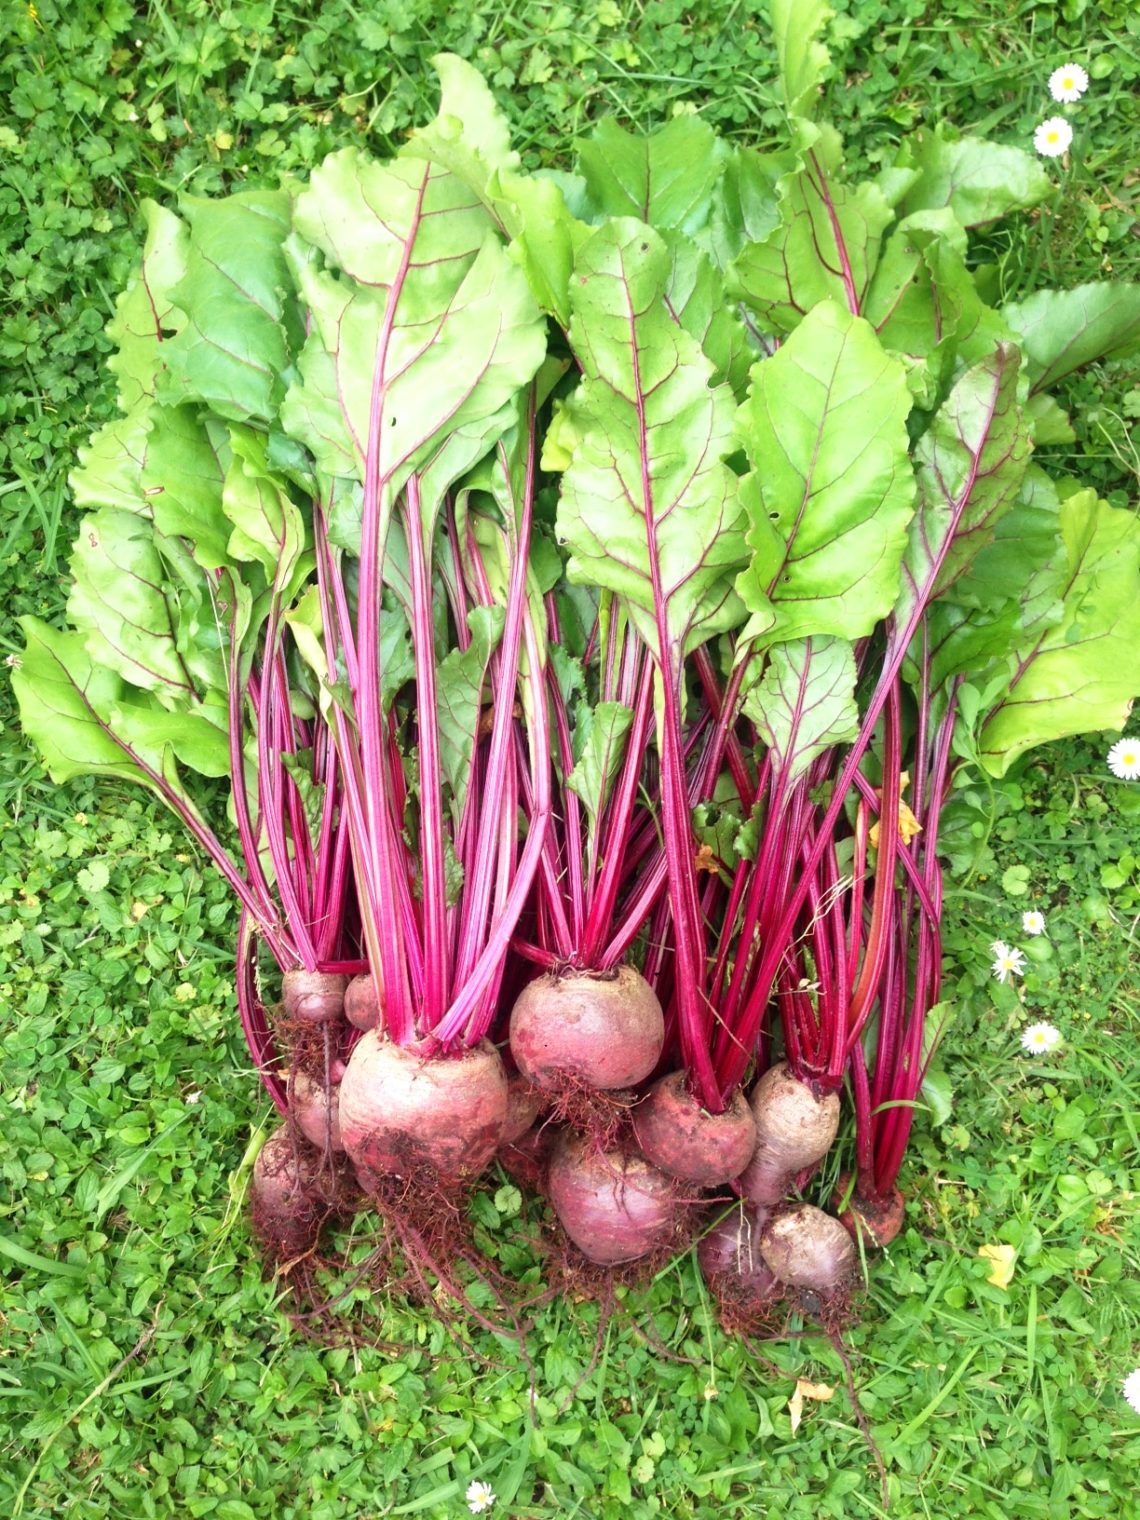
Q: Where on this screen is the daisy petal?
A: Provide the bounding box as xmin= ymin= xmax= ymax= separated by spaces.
xmin=1034 ymin=116 xmax=1073 ymax=158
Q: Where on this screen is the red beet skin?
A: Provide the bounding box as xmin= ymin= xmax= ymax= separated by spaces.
xmin=759 ymin=1204 xmax=857 ymax=1292
xmin=282 ymin=970 xmax=349 ymax=1025
xmin=738 ymin=1063 xmax=840 ymax=1205
xmin=509 ymin=966 xmax=664 ymax=1091
xmin=502 ymin=1072 xmax=542 ymax=1145
xmin=697 ymin=1201 xmax=779 ymax=1299
xmin=339 ymin=1032 xmax=508 ymax=1186
xmin=633 ymin=1071 xmax=757 ymax=1186
xmin=291 ymin=1068 xmax=344 ymax=1152
xmin=250 ymin=1128 xmax=319 ymax=1258
xmin=344 ymin=974 xmax=380 ymax=1031
xmin=834 ymin=1174 xmax=906 ymax=1248
xmin=547 ymin=1132 xmax=678 ymax=1266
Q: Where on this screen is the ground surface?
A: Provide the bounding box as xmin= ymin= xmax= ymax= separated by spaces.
xmin=2 ymin=2 xmax=1139 ymax=1516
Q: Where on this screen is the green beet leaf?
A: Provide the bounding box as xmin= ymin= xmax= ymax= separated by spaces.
xmin=895 ymin=124 xmax=1052 ymax=229
xmin=661 ymin=228 xmax=755 ymax=395
xmin=67 ymin=509 xmax=223 ymax=710
xmin=160 ymin=190 xmax=299 ymax=425
xmin=1001 ymin=281 xmax=1140 ymax=394
xmin=14 ymin=620 xmax=160 ymax=791
xmin=284 ymin=150 xmax=545 ymax=527
xmin=106 ymin=199 xmax=189 ymax=413
xmin=979 ymin=492 xmax=1140 ymax=775
xmin=556 ymin=218 xmax=747 ymax=663
xmin=71 ymin=407 xmax=153 ymax=517
xmin=896 ymin=344 xmax=1030 ymax=627
xmin=735 ymin=299 xmax=915 ymax=645
xmin=771 ymin=0 xmax=833 ymax=119
xmin=140 ymin=406 xmax=231 ymax=571
xmin=567 ymin=702 xmax=635 ymax=833
xmin=863 ymin=210 xmax=1012 ymax=406
xmin=743 ymin=636 xmax=860 ymax=787
xmin=576 ymin=116 xmax=728 ymax=237
xmin=730 ymin=121 xmax=894 ymax=336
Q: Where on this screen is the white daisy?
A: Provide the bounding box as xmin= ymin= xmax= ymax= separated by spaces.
xmin=1020 ymin=1021 xmax=1061 ymax=1053
xmin=1124 ymin=1369 xmax=1140 ymax=1415
xmin=466 ymin=1481 xmax=496 ymax=1515
xmin=1049 ymin=64 xmax=1088 ymax=103
xmin=992 ymin=944 xmax=1027 ymax=983
xmin=1022 ymin=910 xmax=1046 ymax=936
xmin=1034 ymin=116 xmax=1073 ymax=158
xmin=990 ymin=939 xmax=1011 ymax=958
xmin=1108 ymin=737 xmax=1140 ymax=780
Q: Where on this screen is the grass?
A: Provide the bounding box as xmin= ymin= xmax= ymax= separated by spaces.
xmin=2 ymin=1 xmax=1139 ymax=1515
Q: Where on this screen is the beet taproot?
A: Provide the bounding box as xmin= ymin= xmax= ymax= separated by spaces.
xmin=633 ymin=1070 xmax=757 ymax=1186
xmin=509 ymin=966 xmax=664 ymax=1092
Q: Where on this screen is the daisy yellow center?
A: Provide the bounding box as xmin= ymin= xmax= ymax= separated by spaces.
xmin=1063 ymin=76 xmax=1074 ymax=88
xmin=1047 ymin=130 xmax=1060 ymax=142
xmin=1123 ymin=750 xmax=1138 ymax=766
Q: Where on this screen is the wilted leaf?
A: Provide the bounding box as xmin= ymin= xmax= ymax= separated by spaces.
xmin=978 ymin=1242 xmax=1016 ymax=1289
xmin=788 ymin=1377 xmax=835 ymax=1436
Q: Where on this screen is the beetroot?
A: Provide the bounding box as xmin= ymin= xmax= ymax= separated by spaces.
xmin=291 ymin=1068 xmax=344 ymax=1152
xmin=739 ymin=1063 xmax=840 ymax=1205
xmin=282 ymin=969 xmax=349 ymax=1025
xmin=546 ymin=1132 xmax=679 ymax=1266
xmin=344 ymin=973 xmax=380 ymax=1031
xmin=339 ymin=1032 xmax=508 ymax=1186
xmin=835 ymin=1175 xmax=906 ymax=1248
xmin=759 ymin=1203 xmax=857 ymax=1293
xmin=632 ymin=1070 xmax=757 ymax=1186
xmin=502 ymin=1071 xmax=542 ymax=1145
xmin=698 ymin=1200 xmax=782 ymax=1319
xmin=509 ymin=966 xmax=664 ymax=1092
xmin=249 ymin=1128 xmax=322 ymax=1260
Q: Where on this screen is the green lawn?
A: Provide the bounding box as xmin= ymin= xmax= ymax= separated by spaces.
xmin=2 ymin=2 xmax=1139 ymax=1515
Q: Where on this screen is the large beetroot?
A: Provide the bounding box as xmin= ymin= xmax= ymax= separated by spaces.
xmin=633 ymin=1070 xmax=756 ymax=1186
xmin=339 ymin=1033 xmax=508 ymax=1186
xmin=547 ymin=1132 xmax=679 ymax=1266
xmin=739 ymin=1063 xmax=840 ymax=1206
xmin=509 ymin=967 xmax=664 ymax=1092
xmin=759 ymin=1204 xmax=858 ymax=1295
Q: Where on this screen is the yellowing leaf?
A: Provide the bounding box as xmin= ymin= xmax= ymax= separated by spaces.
xmin=870 ymin=802 xmax=923 ymax=849
xmin=788 ymin=1378 xmax=835 ymax=1436
xmin=978 ymin=1242 xmax=1017 ymax=1289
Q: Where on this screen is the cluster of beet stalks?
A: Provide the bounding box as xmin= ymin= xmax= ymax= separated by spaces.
xmin=241 ymin=574 xmax=948 ymax=1330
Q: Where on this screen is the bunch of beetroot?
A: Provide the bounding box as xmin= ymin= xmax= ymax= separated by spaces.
xmin=16 ymin=8 xmax=1140 ymax=1333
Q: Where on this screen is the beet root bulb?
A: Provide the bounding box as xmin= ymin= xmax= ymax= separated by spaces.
xmin=547 ymin=1132 xmax=679 ymax=1266
xmin=739 ymin=1063 xmax=840 ymax=1206
xmin=835 ymin=1175 xmax=905 ymax=1248
xmin=698 ymin=1201 xmax=782 ymax=1319
xmin=759 ymin=1203 xmax=857 ymax=1294
xmin=250 ymin=1128 xmax=322 ymax=1260
xmin=633 ymin=1072 xmax=757 ymax=1186
xmin=291 ymin=1068 xmax=344 ymax=1153
xmin=344 ymin=973 xmax=380 ymax=1031
xmin=509 ymin=966 xmax=664 ymax=1092
xmin=282 ymin=969 xmax=349 ymax=1025
xmin=339 ymin=1032 xmax=508 ymax=1187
